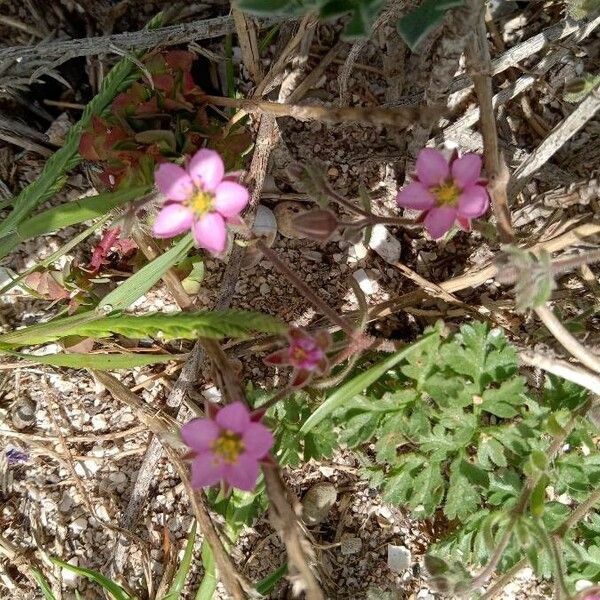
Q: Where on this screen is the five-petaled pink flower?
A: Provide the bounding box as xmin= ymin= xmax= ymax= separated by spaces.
xmin=181 ymin=401 xmax=273 ymax=491
xmin=396 ymin=148 xmax=489 ymax=240
xmin=153 ymin=149 xmax=249 ymax=254
xmin=264 ymin=327 xmax=331 ymax=388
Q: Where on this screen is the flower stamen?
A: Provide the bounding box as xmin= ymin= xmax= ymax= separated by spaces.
xmin=190 ymin=190 xmax=213 ymax=215
xmin=212 ymin=430 xmax=244 ymax=464
xmin=432 ymin=180 xmax=460 ymax=206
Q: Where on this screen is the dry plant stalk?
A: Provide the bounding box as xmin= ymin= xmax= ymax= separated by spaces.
xmin=232 ymin=8 xmax=263 ymax=84
xmin=206 ymin=94 xmax=441 ymax=128
xmin=466 ymin=0 xmax=514 ymax=243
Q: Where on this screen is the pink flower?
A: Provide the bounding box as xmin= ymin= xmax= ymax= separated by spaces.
xmin=264 ymin=327 xmax=331 ymax=388
xmin=181 ymin=401 xmax=273 ymax=491
xmin=153 ymin=149 xmax=249 ymax=254
xmin=396 ymin=148 xmax=489 ymax=239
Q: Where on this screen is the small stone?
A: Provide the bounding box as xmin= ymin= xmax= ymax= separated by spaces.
xmin=340 ymin=535 xmax=362 ymax=555
xmin=349 ymin=241 xmax=368 ymax=261
xmin=59 ymin=492 xmax=74 ymax=513
xmin=108 ymin=471 xmax=127 ymax=485
xmin=353 ymin=269 xmax=377 ymax=295
xmin=368 ymin=224 xmax=401 ymax=264
xmin=575 ymin=580 xmax=594 ymax=592
xmin=95 ymin=505 xmax=110 ymax=521
xmin=274 ymin=201 xmax=309 ymax=239
xmin=301 ymin=482 xmax=337 ymax=526
xmin=74 ymin=459 xmax=100 ymax=477
xmin=91 ymin=414 xmax=107 ymax=429
xmin=387 ymin=544 xmax=411 ymax=573
xmin=61 ymin=557 xmax=80 ymax=587
xmin=259 ymin=283 xmax=271 ymax=295
xmin=327 ymin=166 xmax=339 ymax=178
xmin=69 ymin=516 xmax=88 ymax=535
xmin=416 ymin=590 xmax=435 ymax=600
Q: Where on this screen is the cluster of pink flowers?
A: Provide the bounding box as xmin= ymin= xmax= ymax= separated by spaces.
xmin=397 ymin=148 xmax=489 ymax=239
xmin=153 ymin=149 xmax=248 ymax=254
xmin=181 ymin=401 xmax=273 ymax=491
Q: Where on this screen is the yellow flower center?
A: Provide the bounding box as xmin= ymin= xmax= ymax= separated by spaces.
xmin=190 ymin=190 xmax=213 ymax=216
xmin=212 ymin=430 xmax=244 ymax=464
xmin=432 ymin=180 xmax=460 ymax=206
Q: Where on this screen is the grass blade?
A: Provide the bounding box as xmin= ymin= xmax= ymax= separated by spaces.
xmin=194 ymin=541 xmax=217 ymax=600
xmin=0 ymin=187 xmax=147 ymax=260
xmin=300 ymin=332 xmax=437 ymax=433
xmin=99 ymin=234 xmax=194 ymax=312
xmin=160 ymin=521 xmax=197 ymax=600
xmin=31 ymin=568 xmax=57 ymax=600
xmin=0 ymin=310 xmax=286 ymax=347
xmin=0 ymin=348 xmax=186 ymax=369
xmin=52 ymin=558 xmax=133 ymax=600
xmin=255 ymin=563 xmax=287 ymax=595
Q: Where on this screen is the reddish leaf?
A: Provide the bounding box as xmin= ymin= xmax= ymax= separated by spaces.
xmin=24 ymin=271 xmax=69 ymax=300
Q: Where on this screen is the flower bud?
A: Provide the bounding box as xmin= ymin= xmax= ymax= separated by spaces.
xmin=291 ymin=209 xmax=339 ymax=242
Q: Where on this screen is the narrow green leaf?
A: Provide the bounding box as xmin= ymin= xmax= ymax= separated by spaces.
xmin=236 ymin=0 xmax=292 ymax=14
xmin=0 ymin=310 xmax=286 ymax=347
xmin=161 ymin=522 xmax=197 ymax=600
xmin=530 ymin=475 xmax=549 ymax=518
xmin=1 ymin=348 xmax=186 ymax=369
xmin=300 ymin=332 xmax=437 ymax=434
xmin=99 ymin=234 xmax=194 ymax=311
xmin=194 ymin=541 xmax=217 ymax=600
xmin=0 ymin=186 xmax=146 ymax=259
xmin=52 ymin=558 xmax=133 ymax=600
xmin=396 ymin=0 xmax=464 ymax=51
xmin=255 ymin=563 xmax=288 ymax=595
xmin=31 ymin=568 xmax=57 ymax=600
xmin=0 ymin=12 xmax=164 ymax=238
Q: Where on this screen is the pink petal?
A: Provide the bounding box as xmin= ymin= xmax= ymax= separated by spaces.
xmin=213 ymin=181 xmax=249 ymax=217
xmin=316 ymin=356 xmax=329 ymax=374
xmin=415 ymin=148 xmax=450 ymax=187
xmin=424 ymin=206 xmax=458 ymax=240
xmin=192 ymin=212 xmax=227 ymax=254
xmin=187 ymin=149 xmax=224 ymax=192
xmin=263 ymin=348 xmax=292 ymax=366
xmin=457 ymin=216 xmax=472 ymax=231
xmin=457 ymin=185 xmax=489 ymax=218
xmin=215 ymin=401 xmax=250 ymax=433
xmin=242 ymin=423 xmax=274 ymax=458
xmin=315 ymin=330 xmax=332 ymax=350
xmin=224 ymin=454 xmax=260 ymax=491
xmin=396 ymin=182 xmax=436 ymax=210
xmin=451 ymin=154 xmax=483 ymax=189
xmin=152 ymin=203 xmax=193 ymax=238
xmin=155 ymin=163 xmax=194 ymax=201
xmin=181 ymin=418 xmax=220 ymax=452
xmin=191 ymin=452 xmax=224 ymax=488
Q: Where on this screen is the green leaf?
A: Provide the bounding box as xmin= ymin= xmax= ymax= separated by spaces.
xmin=530 ymin=475 xmax=549 ymax=518
xmin=480 ymin=377 xmax=526 ymax=418
xmin=194 ymin=541 xmax=217 ymax=600
xmin=52 ymin=558 xmax=133 ymax=600
xmin=300 ymin=331 xmax=438 ymax=433
xmin=236 ymin=0 xmax=293 ymax=14
xmin=0 ymin=186 xmax=147 ymax=259
xmin=339 ymin=412 xmax=380 ymax=447
xmin=396 ymin=0 xmax=464 ymax=51
xmin=255 ymin=563 xmax=288 ymax=595
xmin=0 ymin=348 xmax=186 ymax=369
xmin=477 ymin=436 xmax=507 ymax=469
xmin=444 ymin=459 xmax=481 ymax=522
xmin=303 ymin=425 xmax=337 ymax=461
xmin=384 ymin=455 xmax=425 ymax=505
xmin=0 ymin=12 xmax=165 ymax=239
xmin=564 ymin=73 xmax=600 ymax=103
xmin=31 ymin=568 xmax=57 ymax=600
xmin=99 ymin=234 xmax=194 ymax=311
xmin=408 ymin=461 xmax=445 ymax=518
xmin=161 ymin=521 xmax=197 ymax=600
xmin=0 ymin=309 xmax=286 ymax=347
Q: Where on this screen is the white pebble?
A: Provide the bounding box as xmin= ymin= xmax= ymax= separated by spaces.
xmin=69 ymin=516 xmax=88 ymax=535
xmin=91 ymin=414 xmax=107 ymax=429
xmin=62 ymin=557 xmax=80 ymax=587
xmin=353 ymin=269 xmax=377 ymax=295
xmin=387 ymin=544 xmax=411 ymax=573
xmin=369 ymin=224 xmax=401 ymax=264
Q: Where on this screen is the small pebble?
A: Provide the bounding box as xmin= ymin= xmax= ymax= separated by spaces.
xmin=387 ymin=544 xmax=411 ymax=573
xmin=69 ymin=516 xmax=88 ymax=535
xmin=341 ymin=535 xmax=362 ymax=555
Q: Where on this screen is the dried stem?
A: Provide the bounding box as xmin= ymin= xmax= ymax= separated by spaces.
xmin=466 ymin=0 xmax=514 ymax=243
xmin=534 ymin=304 xmax=600 ymax=374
